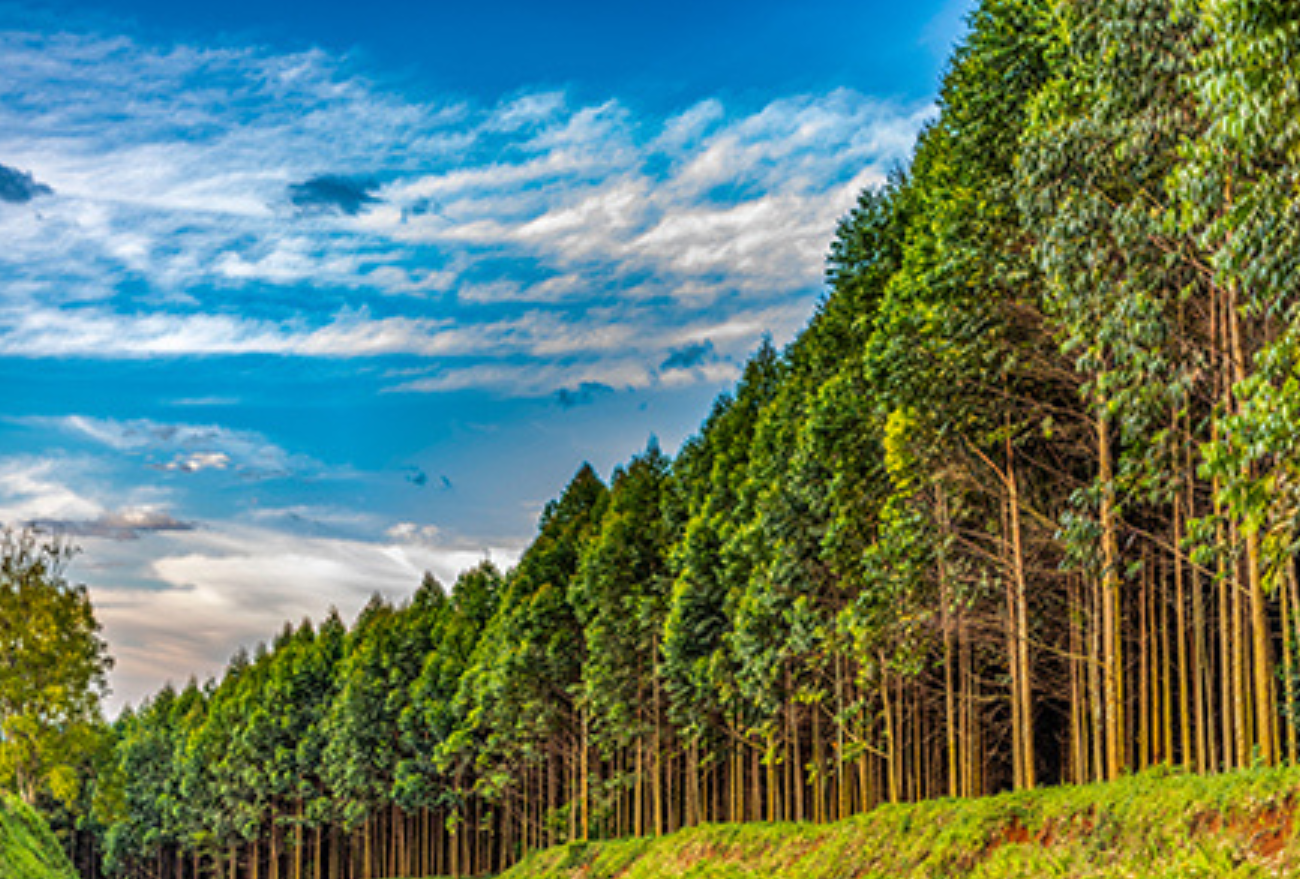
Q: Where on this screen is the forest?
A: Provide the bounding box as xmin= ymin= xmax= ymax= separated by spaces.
xmin=10 ymin=0 xmax=1300 ymax=876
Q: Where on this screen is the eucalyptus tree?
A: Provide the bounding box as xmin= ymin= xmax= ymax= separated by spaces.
xmin=574 ymin=443 xmax=677 ymax=838
xmin=435 ymin=465 xmax=607 ymax=857
xmin=1177 ymin=0 xmax=1300 ymax=764
xmin=325 ymin=579 xmax=454 ymax=879
xmin=862 ymin=0 xmax=1064 ymax=793
xmin=411 ymin=563 xmax=502 ymax=877
xmin=102 ymin=685 xmax=202 ymax=878
xmin=1018 ymin=0 xmax=1213 ymax=776
xmin=662 ymin=345 xmax=780 ymax=825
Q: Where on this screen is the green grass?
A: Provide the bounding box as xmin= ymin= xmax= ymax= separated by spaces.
xmin=499 ymin=765 xmax=1300 ymax=878
xmin=0 ymin=794 xmax=77 ymax=879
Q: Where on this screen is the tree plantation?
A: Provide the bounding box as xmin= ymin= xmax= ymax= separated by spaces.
xmin=18 ymin=0 xmax=1300 ymax=876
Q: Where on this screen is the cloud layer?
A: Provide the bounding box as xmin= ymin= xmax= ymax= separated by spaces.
xmin=0 ymin=29 xmax=929 ymax=396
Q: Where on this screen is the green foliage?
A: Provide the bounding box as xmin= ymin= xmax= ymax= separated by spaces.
xmin=0 ymin=529 xmax=111 ymax=809
xmin=436 ymin=465 xmax=606 ymax=816
xmin=663 ymin=345 xmax=782 ymax=741
xmin=576 ymin=442 xmax=676 ymax=750
xmin=1178 ymin=0 xmax=1300 ymax=587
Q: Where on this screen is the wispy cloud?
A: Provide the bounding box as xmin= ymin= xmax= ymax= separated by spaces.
xmin=0 ymin=456 xmax=107 ymax=523
xmin=0 ymin=27 xmax=930 ymax=395
xmin=29 ymin=506 xmax=194 ymax=540
xmin=41 ymin=415 xmax=305 ymax=477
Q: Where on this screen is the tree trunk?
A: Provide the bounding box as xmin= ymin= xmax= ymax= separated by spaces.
xmin=1099 ymin=409 xmax=1125 ymax=779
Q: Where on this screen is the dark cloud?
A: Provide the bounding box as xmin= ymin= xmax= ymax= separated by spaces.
xmin=0 ymin=162 xmax=53 ymax=203
xmin=404 ymin=467 xmax=454 ymax=491
xmin=660 ymin=340 xmax=716 ymax=371
xmin=288 ymin=175 xmax=379 ymax=216
xmin=401 ymin=197 xmax=444 ymax=222
xmin=555 ymin=382 xmax=615 ymax=409
xmin=28 ymin=509 xmax=195 ymax=541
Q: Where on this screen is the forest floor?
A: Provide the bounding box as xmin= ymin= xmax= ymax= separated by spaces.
xmin=0 ymin=793 xmax=77 ymax=879
xmin=494 ymin=764 xmax=1300 ymax=878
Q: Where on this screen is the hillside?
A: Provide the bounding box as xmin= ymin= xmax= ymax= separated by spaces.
xmin=0 ymin=795 xmax=77 ymax=879
xmin=502 ymin=767 xmax=1300 ymax=878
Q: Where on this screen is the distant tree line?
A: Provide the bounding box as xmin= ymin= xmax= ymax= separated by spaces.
xmin=36 ymin=0 xmax=1300 ymax=876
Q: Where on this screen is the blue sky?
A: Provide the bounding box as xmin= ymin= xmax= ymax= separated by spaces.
xmin=0 ymin=0 xmax=971 ymax=710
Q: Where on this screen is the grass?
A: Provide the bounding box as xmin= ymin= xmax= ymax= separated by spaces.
xmin=498 ymin=765 xmax=1300 ymax=878
xmin=0 ymin=793 xmax=77 ymax=879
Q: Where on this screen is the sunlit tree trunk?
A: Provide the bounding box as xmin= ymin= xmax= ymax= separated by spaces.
xmin=1099 ymin=408 xmax=1125 ymax=779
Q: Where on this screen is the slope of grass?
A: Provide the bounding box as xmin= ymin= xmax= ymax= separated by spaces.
xmin=0 ymin=794 xmax=77 ymax=879
xmin=500 ymin=765 xmax=1300 ymax=878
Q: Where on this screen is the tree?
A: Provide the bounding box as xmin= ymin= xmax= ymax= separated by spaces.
xmin=0 ymin=527 xmax=112 ymax=806
xmin=575 ymin=443 xmax=676 ymax=838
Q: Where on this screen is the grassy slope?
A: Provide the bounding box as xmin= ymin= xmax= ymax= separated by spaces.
xmin=501 ymin=766 xmax=1300 ymax=878
xmin=0 ymin=794 xmax=77 ymax=879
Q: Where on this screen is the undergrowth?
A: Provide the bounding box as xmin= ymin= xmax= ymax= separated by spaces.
xmin=0 ymin=794 xmax=77 ymax=879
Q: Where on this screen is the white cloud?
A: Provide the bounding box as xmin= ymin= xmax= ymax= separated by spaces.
xmin=0 ymin=28 xmax=931 ymax=395
xmin=80 ymin=521 xmax=522 ymax=711
xmin=0 ymin=454 xmax=184 ymax=544
xmin=386 ymin=521 xmax=442 ymax=546
xmin=161 ymin=452 xmax=231 ymax=473
xmin=42 ymin=415 xmax=303 ymax=477
xmin=0 ymin=456 xmax=106 ymax=523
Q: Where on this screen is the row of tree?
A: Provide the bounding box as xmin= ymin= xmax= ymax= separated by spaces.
xmin=56 ymin=0 xmax=1300 ymax=876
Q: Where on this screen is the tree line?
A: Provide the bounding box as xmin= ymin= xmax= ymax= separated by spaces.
xmin=25 ymin=0 xmax=1300 ymax=876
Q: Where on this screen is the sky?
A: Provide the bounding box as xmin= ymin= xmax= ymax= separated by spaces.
xmin=0 ymin=0 xmax=973 ymax=711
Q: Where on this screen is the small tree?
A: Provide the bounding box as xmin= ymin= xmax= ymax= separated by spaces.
xmin=0 ymin=527 xmax=112 ymax=805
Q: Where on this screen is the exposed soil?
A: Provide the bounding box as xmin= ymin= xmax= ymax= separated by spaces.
xmin=976 ymin=797 xmax=1297 ymax=872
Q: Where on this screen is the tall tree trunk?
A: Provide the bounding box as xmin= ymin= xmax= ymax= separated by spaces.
xmin=1174 ymin=495 xmax=1193 ymax=768
xmin=1007 ymin=451 xmax=1035 ymax=789
xmin=1099 ymin=408 xmax=1125 ymax=779
xmin=880 ymin=661 xmax=899 ymax=805
xmin=1139 ymin=558 xmax=1151 ymax=770
xmin=939 ymin=487 xmax=959 ymax=797
xmin=1161 ymin=557 xmax=1175 ymax=764
xmin=1226 ymin=288 xmax=1277 ymax=766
